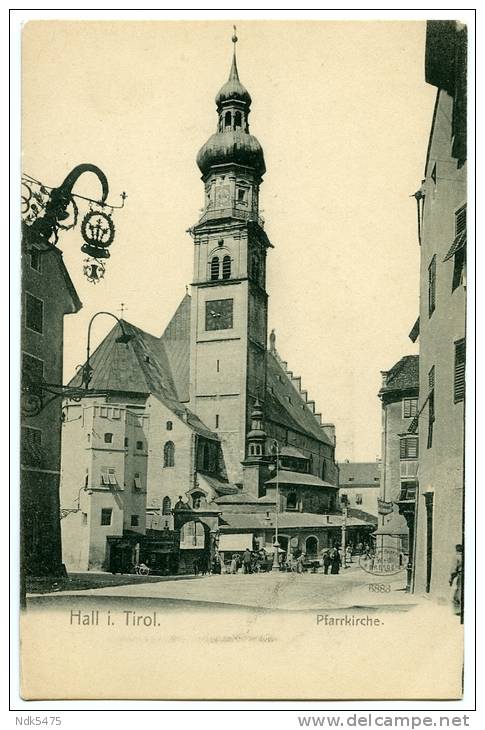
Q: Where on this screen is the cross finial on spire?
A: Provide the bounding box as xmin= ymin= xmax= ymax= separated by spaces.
xmin=232 ymin=25 xmax=238 ymax=45
xmin=229 ymin=25 xmax=239 ymax=81
xmin=118 ymin=302 xmax=127 ymax=318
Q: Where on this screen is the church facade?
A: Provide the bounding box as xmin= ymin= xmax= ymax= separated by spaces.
xmin=60 ymin=42 xmax=373 ymax=573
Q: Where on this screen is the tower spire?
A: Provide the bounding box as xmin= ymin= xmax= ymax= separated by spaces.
xmin=229 ymin=25 xmax=239 ymax=81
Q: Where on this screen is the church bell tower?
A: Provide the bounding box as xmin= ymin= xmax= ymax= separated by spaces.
xmin=189 ymin=30 xmax=273 ymax=484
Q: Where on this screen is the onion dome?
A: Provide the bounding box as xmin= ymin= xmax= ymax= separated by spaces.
xmin=197 ymin=131 xmax=265 ymax=177
xmin=196 ymin=29 xmax=265 ymax=178
xmin=215 ymin=54 xmax=252 ymax=108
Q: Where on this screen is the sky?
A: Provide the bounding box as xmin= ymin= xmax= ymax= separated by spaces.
xmin=22 ymin=20 xmax=437 ymax=462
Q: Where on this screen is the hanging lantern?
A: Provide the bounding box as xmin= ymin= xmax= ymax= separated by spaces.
xmin=80 ymin=209 xmax=115 ymax=259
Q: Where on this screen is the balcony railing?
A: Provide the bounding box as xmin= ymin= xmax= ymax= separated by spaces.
xmin=198 ymin=206 xmax=264 ymax=228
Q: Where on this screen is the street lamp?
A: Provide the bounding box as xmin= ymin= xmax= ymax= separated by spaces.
xmin=340 ymin=493 xmax=349 ymax=569
xmin=81 ymin=311 xmax=133 ymax=389
xmin=21 ymin=310 xmax=134 ymax=416
xmin=270 ymin=440 xmax=280 ymax=571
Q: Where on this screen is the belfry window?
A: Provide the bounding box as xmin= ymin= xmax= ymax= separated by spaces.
xmin=222 ymin=255 xmax=231 ymax=280
xmin=210 ymin=256 xmax=220 ymax=281
xmin=234 ymin=111 xmax=242 ymax=129
xmin=224 ymin=111 xmax=232 ymax=129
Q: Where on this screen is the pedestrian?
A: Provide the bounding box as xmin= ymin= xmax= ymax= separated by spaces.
xmin=322 ymin=550 xmax=331 ymax=575
xmin=346 ymin=545 xmax=353 ymax=564
xmin=242 ymin=547 xmax=252 ymax=574
xmin=193 ymin=557 xmax=199 ymax=576
xmin=296 ymin=552 xmax=305 ymax=574
xmin=449 ymin=544 xmax=463 ymax=617
xmin=330 ymin=547 xmax=341 ymax=575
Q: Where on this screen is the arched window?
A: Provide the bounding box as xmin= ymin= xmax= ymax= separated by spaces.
xmin=163 ymin=441 xmax=175 ymax=468
xmin=162 ymin=496 xmax=171 ymax=515
xmin=222 ymin=255 xmax=231 ymax=280
xmin=224 ymin=111 xmax=232 ymax=129
xmin=287 ymin=492 xmax=297 ymax=510
xmin=234 ymin=111 xmax=242 ymax=129
xmin=202 ymin=442 xmax=210 ymax=472
xmin=210 ymin=256 xmax=220 ymax=281
xmin=305 ymin=536 xmax=318 ymax=557
xmin=166 ymin=421 xmax=173 ymax=431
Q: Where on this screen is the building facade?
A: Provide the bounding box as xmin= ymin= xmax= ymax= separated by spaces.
xmin=338 ymin=461 xmax=381 ymax=520
xmin=378 ymin=356 xmax=419 ymax=584
xmin=411 ymin=21 xmax=466 ymax=601
xmin=21 ymin=226 xmax=82 ymax=577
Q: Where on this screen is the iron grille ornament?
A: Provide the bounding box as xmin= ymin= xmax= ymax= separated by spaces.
xmin=21 ymin=165 xmax=126 ymax=283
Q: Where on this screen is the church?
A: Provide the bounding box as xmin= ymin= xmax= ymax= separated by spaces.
xmin=60 ymin=38 xmax=373 ymax=574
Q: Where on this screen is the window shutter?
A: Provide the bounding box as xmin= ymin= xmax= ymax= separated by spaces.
xmin=454 ymin=339 xmax=465 ymax=402
xmin=455 ymin=205 xmax=466 ymax=236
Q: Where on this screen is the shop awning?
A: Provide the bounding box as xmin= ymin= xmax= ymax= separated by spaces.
xmin=218 ymin=533 xmax=254 ymax=552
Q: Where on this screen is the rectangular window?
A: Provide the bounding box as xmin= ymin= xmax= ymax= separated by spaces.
xmin=21 ymin=426 xmax=42 ymax=467
xmin=136 ymin=441 xmax=143 ymax=451
xmin=22 ymin=353 xmax=44 ymax=392
xmin=355 ymin=494 xmax=363 ymax=505
xmin=403 ymin=398 xmax=418 ymax=418
xmin=112 ymin=408 xmax=121 ymax=419
xmin=100 ymin=407 xmax=108 ymax=418
xmin=428 ymin=255 xmax=436 ymax=317
xmin=131 ymin=515 xmax=139 ymax=527
xmin=427 ymin=366 xmax=435 ymax=449
xmin=454 ymin=339 xmax=465 ymax=403
xmin=215 ymin=414 xmax=219 ymax=429
xmin=104 ymin=433 xmax=113 ymax=444
xmin=30 ymin=248 xmax=42 ymax=272
xmin=400 ymin=436 xmax=419 ymax=460
xmin=124 ymin=437 xmax=129 ymax=447
xmin=134 ymin=475 xmax=142 ymax=490
xmin=100 ymin=509 xmax=112 ymax=526
xmin=452 ymin=248 xmax=465 ymax=291
xmin=101 ymin=467 xmax=117 ymax=486
xmin=25 ymin=293 xmax=44 ymax=333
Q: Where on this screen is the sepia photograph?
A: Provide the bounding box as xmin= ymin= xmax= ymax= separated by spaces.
xmin=15 ymin=15 xmax=472 ymax=704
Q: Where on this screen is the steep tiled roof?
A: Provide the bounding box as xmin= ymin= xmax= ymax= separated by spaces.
xmin=266 ymin=351 xmax=333 ymax=446
xmin=215 ymin=491 xmax=261 ymax=504
xmin=338 ymin=462 xmax=381 ymax=487
xmin=160 ymin=293 xmax=191 ymax=402
xmin=380 ymin=355 xmax=419 ymax=396
xmin=68 ymin=318 xmax=217 ymax=440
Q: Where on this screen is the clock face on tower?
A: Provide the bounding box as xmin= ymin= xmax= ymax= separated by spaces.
xmin=205 ymin=298 xmax=234 ymax=331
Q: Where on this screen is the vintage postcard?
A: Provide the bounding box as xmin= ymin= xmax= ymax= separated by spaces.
xmin=18 ymin=18 xmax=469 ymax=701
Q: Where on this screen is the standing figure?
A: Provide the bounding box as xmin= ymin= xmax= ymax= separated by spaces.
xmin=449 ymin=544 xmax=463 ymax=617
xmin=242 ymin=548 xmax=252 ymax=574
xmin=322 ymin=550 xmax=331 ymax=575
xmin=330 ymin=547 xmax=341 ymax=575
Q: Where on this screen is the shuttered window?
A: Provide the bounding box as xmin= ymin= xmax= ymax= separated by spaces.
xmin=400 ymin=437 xmax=419 ymax=460
xmin=101 ymin=467 xmax=117 ymax=486
xmin=427 ymin=366 xmax=435 ymax=449
xmin=455 ymin=205 xmax=466 ymax=235
xmin=454 ymin=339 xmax=465 ymax=403
xmin=428 ymin=255 xmax=436 ymax=317
xmin=403 ymin=398 xmax=418 ymax=418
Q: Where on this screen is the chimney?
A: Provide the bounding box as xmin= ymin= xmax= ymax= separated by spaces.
xmin=380 ymin=370 xmax=389 ymax=388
